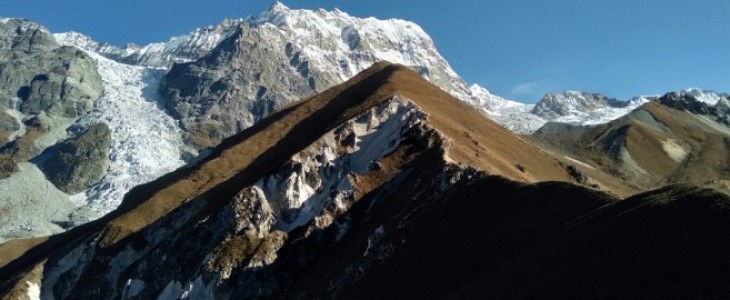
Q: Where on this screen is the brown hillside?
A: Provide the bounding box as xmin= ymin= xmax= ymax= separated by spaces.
xmin=3 ymin=62 xmax=730 ymax=299
xmin=533 ymin=100 xmax=730 ymax=192
xmin=0 ymin=61 xmax=584 ymax=281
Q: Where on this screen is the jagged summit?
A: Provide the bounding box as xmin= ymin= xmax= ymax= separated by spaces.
xmin=269 ymin=1 xmax=289 ymax=12
xmin=681 ymin=87 xmax=729 ymax=105
xmin=55 ymin=18 xmax=241 ymax=67
xmin=159 ymin=5 xmax=477 ymax=149
xmin=532 ymin=91 xmax=649 ymax=123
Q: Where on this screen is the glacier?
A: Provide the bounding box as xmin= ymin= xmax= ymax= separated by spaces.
xmin=68 ymin=50 xmax=188 ymax=222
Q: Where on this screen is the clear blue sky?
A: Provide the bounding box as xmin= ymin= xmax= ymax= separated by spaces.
xmin=1 ymin=0 xmax=728 ymax=102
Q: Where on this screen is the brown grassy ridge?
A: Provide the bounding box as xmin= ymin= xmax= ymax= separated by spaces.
xmin=98 ymin=61 xmax=576 ymax=247
xmin=0 ymin=61 xmax=576 ymax=282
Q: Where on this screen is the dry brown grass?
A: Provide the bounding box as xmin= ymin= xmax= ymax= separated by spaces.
xmin=0 ymin=237 xmax=47 ymax=268
xmin=385 ymin=67 xmax=571 ymax=182
xmin=625 ymin=120 xmax=676 ymax=177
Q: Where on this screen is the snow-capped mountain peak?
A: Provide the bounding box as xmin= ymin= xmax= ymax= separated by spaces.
xmin=528 ymin=90 xmax=649 ymax=127
xmin=269 ymin=1 xmax=290 ymax=12
xmin=681 ymin=88 xmax=729 ymax=105
xmin=55 ymin=18 xmax=242 ymax=67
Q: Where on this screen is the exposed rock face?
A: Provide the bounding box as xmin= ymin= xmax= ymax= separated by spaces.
xmin=162 ymin=3 xmax=474 ymax=149
xmin=658 ymin=90 xmax=730 ymax=125
xmin=0 ymin=62 xmax=587 ymax=299
xmin=162 ymin=23 xmax=324 ymax=148
xmin=39 ymin=123 xmax=111 ymax=194
xmin=0 ymin=19 xmax=104 ymax=240
xmin=0 ymin=46 xmax=102 ymax=118
xmin=0 ymin=19 xmax=58 ymax=63
xmin=0 ymin=19 xmax=102 ymax=181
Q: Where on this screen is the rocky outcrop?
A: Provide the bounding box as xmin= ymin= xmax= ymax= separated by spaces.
xmin=658 ymin=90 xmax=730 ymax=126
xmin=0 ymin=62 xmax=591 ymax=299
xmin=0 ymin=19 xmax=102 ymax=181
xmin=0 ymin=46 xmax=102 ymax=118
xmin=0 ymin=19 xmax=58 ymax=63
xmin=39 ymin=123 xmax=111 ymax=194
xmin=0 ymin=115 xmax=51 ymax=179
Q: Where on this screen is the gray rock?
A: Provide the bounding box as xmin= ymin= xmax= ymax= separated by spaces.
xmin=162 ymin=5 xmax=470 ymax=150
xmin=39 ymin=123 xmax=111 ymax=194
xmin=0 ymin=18 xmax=58 ymax=63
xmin=0 ymin=46 xmax=102 ymax=118
xmin=0 ymin=162 xmax=74 ymax=242
xmin=162 ymin=24 xmax=328 ymax=148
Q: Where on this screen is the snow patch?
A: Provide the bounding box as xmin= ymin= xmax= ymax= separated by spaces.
xmin=564 ymin=156 xmax=595 ymax=170
xmin=26 ymin=281 xmax=41 ymax=300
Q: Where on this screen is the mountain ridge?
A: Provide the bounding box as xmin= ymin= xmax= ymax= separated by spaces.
xmin=3 ymin=63 xmax=729 ymax=298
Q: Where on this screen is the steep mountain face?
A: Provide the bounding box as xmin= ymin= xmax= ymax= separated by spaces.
xmin=0 ymin=18 xmax=58 ymax=62
xmin=55 ymin=3 xmax=662 ymax=136
xmin=3 ymin=63 xmax=730 ymax=299
xmin=658 ymin=89 xmax=730 ymax=125
xmin=0 ymin=19 xmax=106 ymax=241
xmin=0 ymin=3 xmax=727 ymax=247
xmin=533 ymin=91 xmax=730 ymax=192
xmin=161 ymin=3 xmax=482 ymax=149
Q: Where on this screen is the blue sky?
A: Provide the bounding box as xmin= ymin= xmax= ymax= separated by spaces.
xmin=1 ymin=0 xmax=728 ymax=102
